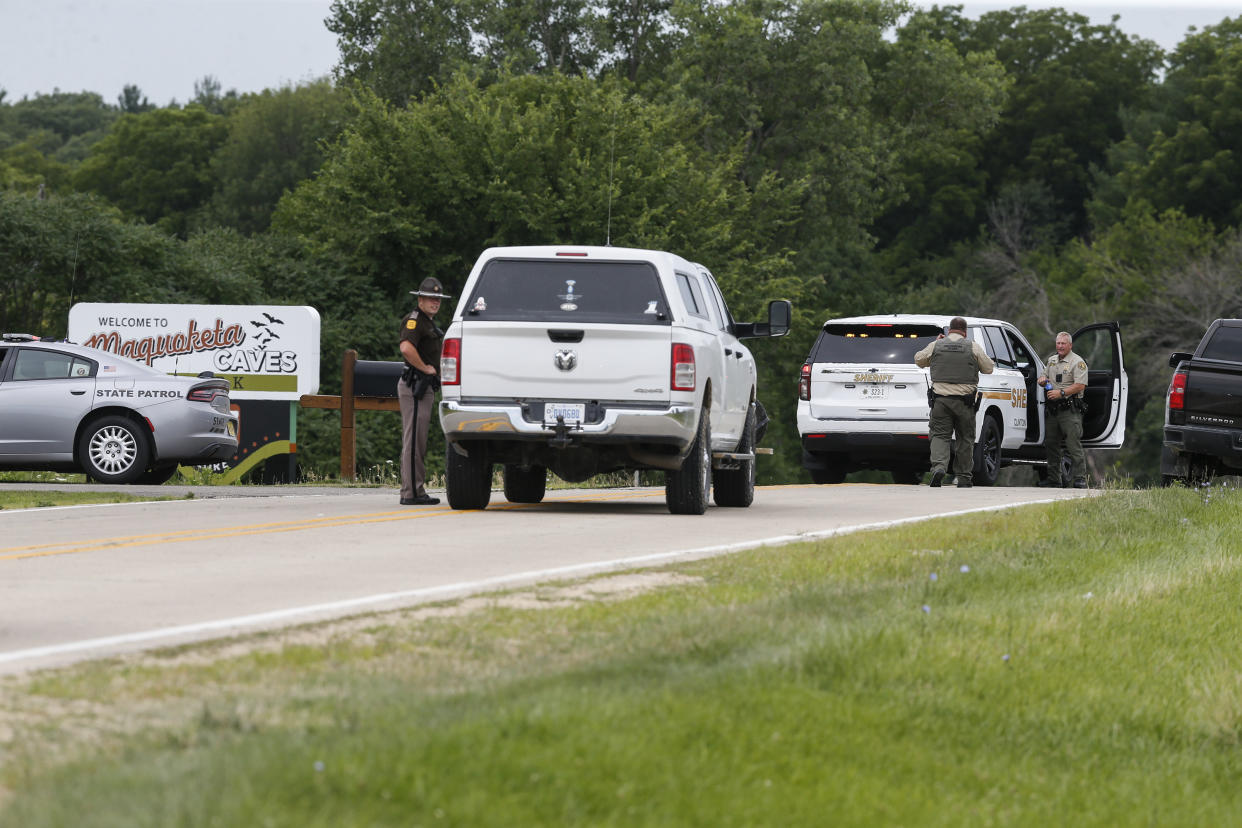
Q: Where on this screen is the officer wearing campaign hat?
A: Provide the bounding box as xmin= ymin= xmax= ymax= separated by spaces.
xmin=397 ymin=277 xmax=452 ymax=505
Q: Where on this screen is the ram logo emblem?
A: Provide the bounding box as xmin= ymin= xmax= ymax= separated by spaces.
xmin=554 ymin=349 xmax=578 ymax=371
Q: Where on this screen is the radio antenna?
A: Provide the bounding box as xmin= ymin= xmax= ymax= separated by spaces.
xmin=605 ymin=109 xmax=617 ymax=246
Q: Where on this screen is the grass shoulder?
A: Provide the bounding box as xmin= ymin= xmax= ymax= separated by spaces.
xmin=3 ymin=486 xmax=1242 ymax=825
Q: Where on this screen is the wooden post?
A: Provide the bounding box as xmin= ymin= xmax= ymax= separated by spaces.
xmin=341 ymin=349 xmax=356 ymax=481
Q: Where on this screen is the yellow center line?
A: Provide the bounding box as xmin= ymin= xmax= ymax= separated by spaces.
xmin=0 ymin=508 xmax=444 ymax=557
xmin=0 ymin=488 xmax=664 ymax=563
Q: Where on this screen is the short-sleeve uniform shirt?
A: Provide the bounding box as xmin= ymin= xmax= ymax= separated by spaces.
xmin=1044 ymin=350 xmax=1088 ymax=393
xmin=400 ymin=309 xmax=442 ymax=370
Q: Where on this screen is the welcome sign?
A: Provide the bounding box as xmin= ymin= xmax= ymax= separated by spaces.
xmin=68 ymin=303 xmax=321 ymax=401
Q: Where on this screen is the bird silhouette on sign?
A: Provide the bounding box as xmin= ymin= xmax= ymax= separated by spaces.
xmin=246 ymin=311 xmax=286 ymax=349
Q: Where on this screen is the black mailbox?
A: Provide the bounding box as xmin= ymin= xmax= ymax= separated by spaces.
xmin=353 ymin=360 xmax=406 ymax=398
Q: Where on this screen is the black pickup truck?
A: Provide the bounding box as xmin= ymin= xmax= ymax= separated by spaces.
xmin=1162 ymin=318 xmax=1242 ymax=484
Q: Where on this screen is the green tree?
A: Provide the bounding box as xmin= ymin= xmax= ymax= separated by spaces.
xmin=889 ymin=5 xmax=1162 ymax=252
xmin=659 ymin=0 xmax=1007 ymax=312
xmin=208 ymin=80 xmax=355 ymax=234
xmin=0 ymin=190 xmax=187 ymax=335
xmin=117 ymin=84 xmax=155 ymax=114
xmin=73 ymin=106 xmax=228 ymax=236
xmin=5 ymin=91 xmax=116 ymax=150
xmin=274 ymin=72 xmax=806 ymax=303
xmin=1093 ymin=17 xmax=1242 ymax=230
xmin=328 ymin=0 xmax=482 ymax=103
xmin=192 ymin=75 xmax=243 ymax=115
xmin=600 ymin=0 xmax=674 ymax=84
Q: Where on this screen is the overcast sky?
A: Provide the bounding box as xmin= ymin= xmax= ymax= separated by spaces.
xmin=0 ymin=0 xmax=1237 ymax=106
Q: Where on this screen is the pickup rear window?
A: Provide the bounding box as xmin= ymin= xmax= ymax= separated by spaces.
xmin=809 ymin=323 xmax=944 ymax=364
xmin=1200 ymin=325 xmax=1242 ymax=361
xmin=463 ymin=259 xmax=672 ymax=324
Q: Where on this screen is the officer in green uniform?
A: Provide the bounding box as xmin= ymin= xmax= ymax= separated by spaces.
xmin=398 ymin=277 xmax=451 ymax=506
xmin=1039 ymin=331 xmax=1089 ymax=488
xmin=915 ymin=317 xmax=995 ymax=488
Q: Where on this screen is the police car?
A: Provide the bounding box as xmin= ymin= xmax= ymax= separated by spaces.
xmin=796 ymin=315 xmax=1128 ymax=485
xmin=0 ymin=334 xmax=239 ymax=484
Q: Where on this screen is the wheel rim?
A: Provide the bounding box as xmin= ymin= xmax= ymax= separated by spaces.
xmin=89 ymin=425 xmax=138 ymax=475
xmin=699 ymin=436 xmax=711 ymax=495
xmin=984 ymin=426 xmax=1000 ymax=477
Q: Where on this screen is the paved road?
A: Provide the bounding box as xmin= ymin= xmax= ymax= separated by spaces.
xmin=0 ymin=483 xmax=1095 ymax=673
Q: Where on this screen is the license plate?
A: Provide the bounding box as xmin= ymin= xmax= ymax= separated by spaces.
xmin=544 ymin=402 xmax=585 ymax=425
xmin=861 ymin=385 xmax=888 ymax=399
xmin=227 ymin=421 xmax=237 ymax=437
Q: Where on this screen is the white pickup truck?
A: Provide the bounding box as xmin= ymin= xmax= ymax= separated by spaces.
xmin=438 ymin=245 xmax=791 ymax=513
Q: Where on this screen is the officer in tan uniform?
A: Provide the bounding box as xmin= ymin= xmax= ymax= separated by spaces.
xmin=398 ymin=277 xmax=451 ymax=505
xmin=1039 ymin=331 xmax=1089 ymax=488
xmin=915 ymin=317 xmax=995 ymax=487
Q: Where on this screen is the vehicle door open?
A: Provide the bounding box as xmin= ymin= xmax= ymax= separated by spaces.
xmin=1073 ymin=321 xmax=1128 ymax=447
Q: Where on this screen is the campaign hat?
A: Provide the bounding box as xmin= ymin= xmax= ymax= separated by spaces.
xmin=410 ymin=277 xmax=452 ymax=299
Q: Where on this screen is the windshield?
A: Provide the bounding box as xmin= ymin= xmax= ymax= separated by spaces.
xmin=809 ymin=323 xmax=944 ymax=364
xmin=464 ymin=259 xmax=672 ymax=325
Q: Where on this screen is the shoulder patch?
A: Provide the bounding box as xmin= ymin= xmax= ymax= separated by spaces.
xmin=406 ymin=319 xmax=417 ymax=330
xmin=1078 ymin=361 xmax=1086 ymax=370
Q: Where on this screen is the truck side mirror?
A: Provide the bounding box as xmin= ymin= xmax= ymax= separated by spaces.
xmin=767 ymin=300 xmax=791 ymax=337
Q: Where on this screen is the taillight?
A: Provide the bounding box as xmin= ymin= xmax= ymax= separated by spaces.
xmin=441 ymin=337 xmax=461 ymax=385
xmin=671 ymin=343 xmax=695 ymax=391
xmin=799 ymin=363 xmax=811 ymax=401
xmin=188 ymin=386 xmax=224 ymax=403
xmin=1168 ymin=370 xmax=1187 ymax=410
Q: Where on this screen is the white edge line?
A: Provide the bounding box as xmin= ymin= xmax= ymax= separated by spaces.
xmin=0 ymin=496 xmax=1078 ymax=667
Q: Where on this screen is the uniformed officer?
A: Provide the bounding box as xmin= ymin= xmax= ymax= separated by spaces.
xmin=398 ymin=277 xmax=451 ymax=506
xmin=914 ymin=317 xmax=995 ymax=488
xmin=1039 ymin=331 xmax=1089 ymax=488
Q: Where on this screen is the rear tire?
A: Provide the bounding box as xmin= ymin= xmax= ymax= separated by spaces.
xmin=810 ymin=467 xmax=847 ymax=484
xmin=972 ymin=415 xmax=1002 ymax=486
xmin=446 ymin=442 xmax=492 ymax=510
xmin=78 ymin=415 xmax=151 ymax=484
xmin=503 ymin=464 xmax=547 ymax=504
xmin=666 ymin=410 xmax=711 ymax=514
xmin=713 ymin=404 xmax=756 ymax=507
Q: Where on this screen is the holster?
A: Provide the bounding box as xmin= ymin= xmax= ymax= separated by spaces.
xmin=927 ymin=389 xmax=980 ymax=411
xmin=412 ymin=371 xmax=441 ymax=399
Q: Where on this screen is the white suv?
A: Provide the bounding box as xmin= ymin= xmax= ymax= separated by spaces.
xmin=796 ymin=315 xmax=1128 ymax=485
xmin=438 ymin=245 xmax=791 ymax=513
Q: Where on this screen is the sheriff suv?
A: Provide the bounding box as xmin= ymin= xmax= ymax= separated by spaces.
xmin=437 ymin=245 xmax=791 ymax=513
xmin=796 ymin=315 xmax=1128 ymax=485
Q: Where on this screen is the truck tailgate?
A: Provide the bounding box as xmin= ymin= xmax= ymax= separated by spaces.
xmin=1184 ymin=361 xmax=1242 ymax=427
xmin=460 ymin=322 xmax=672 ymax=403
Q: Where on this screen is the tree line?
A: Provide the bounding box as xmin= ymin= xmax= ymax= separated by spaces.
xmin=2 ymin=2 xmax=1240 ymax=485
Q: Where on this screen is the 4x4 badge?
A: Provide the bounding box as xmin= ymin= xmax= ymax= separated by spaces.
xmin=554 ymin=349 xmax=577 ymax=371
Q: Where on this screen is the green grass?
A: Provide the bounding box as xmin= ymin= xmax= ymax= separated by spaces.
xmin=4 ymin=487 xmax=1242 ymax=825
xmin=0 ymin=490 xmax=182 ymax=509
